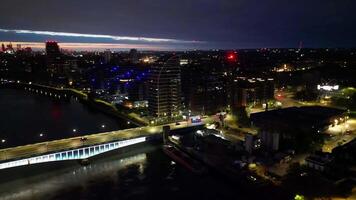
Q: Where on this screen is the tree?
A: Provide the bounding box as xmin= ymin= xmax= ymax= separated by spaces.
xmin=235 ymin=107 xmax=250 ymax=127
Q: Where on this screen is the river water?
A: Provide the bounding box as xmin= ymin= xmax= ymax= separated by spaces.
xmin=0 ymin=88 xmax=134 ymax=148
xmin=0 ymin=144 xmax=251 ymax=200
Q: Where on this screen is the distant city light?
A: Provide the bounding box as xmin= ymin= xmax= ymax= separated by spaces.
xmin=294 ymin=194 xmax=305 ymax=200
xmin=227 ymin=53 xmax=236 ymax=61
xmin=317 ymin=84 xmax=339 ymax=91
xmin=180 ymin=59 xmax=189 ymax=65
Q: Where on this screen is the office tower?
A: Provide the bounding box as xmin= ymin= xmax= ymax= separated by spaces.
xmin=148 ymin=55 xmax=181 ymax=117
xmin=46 ymin=41 xmax=61 ymax=69
xmin=46 ymin=41 xmax=65 ymax=81
xmin=104 ymin=49 xmax=112 ymax=64
xmin=181 ymin=62 xmax=227 ymax=115
xmin=129 ymin=49 xmax=139 ymax=64
xmin=16 ymin=44 xmax=21 ymax=51
xmin=6 ymin=43 xmax=13 ymax=50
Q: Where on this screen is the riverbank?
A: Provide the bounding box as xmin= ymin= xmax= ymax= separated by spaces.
xmin=1 ymin=81 xmax=148 ymax=126
xmin=0 ymin=87 xmax=135 ymax=148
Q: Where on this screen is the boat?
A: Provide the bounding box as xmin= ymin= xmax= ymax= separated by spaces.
xmin=163 ymin=144 xmax=206 ymax=175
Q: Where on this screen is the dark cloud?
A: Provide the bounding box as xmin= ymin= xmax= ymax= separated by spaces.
xmin=0 ymin=0 xmax=355 ymax=49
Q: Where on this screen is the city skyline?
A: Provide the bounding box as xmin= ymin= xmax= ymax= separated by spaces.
xmin=1 ymin=1 xmax=356 ymax=199
xmin=0 ymin=41 xmax=173 ymax=51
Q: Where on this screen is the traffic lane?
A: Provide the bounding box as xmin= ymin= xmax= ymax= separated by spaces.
xmin=0 ymin=122 xmax=206 ymax=161
xmin=323 ymin=134 xmax=356 ymax=153
xmin=0 ymin=127 xmax=155 ymax=161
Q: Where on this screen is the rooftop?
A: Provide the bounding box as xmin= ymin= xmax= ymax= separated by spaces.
xmin=251 ymin=106 xmax=346 ymax=129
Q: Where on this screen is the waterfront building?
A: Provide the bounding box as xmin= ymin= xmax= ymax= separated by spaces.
xmin=148 ymin=55 xmax=181 ymax=117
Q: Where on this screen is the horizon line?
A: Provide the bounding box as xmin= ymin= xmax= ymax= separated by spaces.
xmin=1 ymin=41 xmax=355 ymax=52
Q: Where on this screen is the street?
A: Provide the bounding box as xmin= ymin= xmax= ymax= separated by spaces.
xmin=0 ymin=120 xmax=208 ymax=162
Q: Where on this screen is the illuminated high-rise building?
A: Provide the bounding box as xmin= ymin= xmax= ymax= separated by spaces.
xmin=148 ymin=55 xmax=181 ymax=117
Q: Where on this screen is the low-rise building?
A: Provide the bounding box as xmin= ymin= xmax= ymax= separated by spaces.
xmin=251 ymin=106 xmax=347 ymax=151
xmin=305 ymin=152 xmax=334 ymax=172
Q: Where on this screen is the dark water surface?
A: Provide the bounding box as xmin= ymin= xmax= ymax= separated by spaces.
xmin=0 ymin=89 xmax=134 ymax=148
xmin=0 ymin=144 xmax=251 ymax=200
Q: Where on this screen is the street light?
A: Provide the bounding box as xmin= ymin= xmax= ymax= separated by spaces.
xmin=101 ymin=124 xmax=106 ymax=128
xmin=73 ymin=129 xmax=77 ymax=133
xmin=0 ymin=139 xmax=6 ymax=159
xmin=39 ymin=133 xmax=44 ymax=137
xmin=80 ymin=137 xmax=87 ymax=146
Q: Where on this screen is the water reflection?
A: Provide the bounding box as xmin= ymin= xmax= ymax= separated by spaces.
xmin=0 ymin=144 xmax=263 ymax=200
xmin=0 ymin=151 xmax=147 ymax=200
xmin=0 ymin=89 xmax=134 ymax=148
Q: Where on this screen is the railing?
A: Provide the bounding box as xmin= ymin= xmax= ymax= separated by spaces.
xmin=0 ymin=137 xmax=146 ymax=170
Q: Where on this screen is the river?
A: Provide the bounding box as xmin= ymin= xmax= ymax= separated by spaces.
xmin=0 ymin=88 xmax=135 ymax=148
xmin=0 ymin=144 xmax=255 ymax=200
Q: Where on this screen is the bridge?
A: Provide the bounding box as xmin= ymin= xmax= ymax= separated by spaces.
xmin=0 ymin=121 xmax=206 ymax=170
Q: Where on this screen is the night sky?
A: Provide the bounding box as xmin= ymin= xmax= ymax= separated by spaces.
xmin=0 ymin=0 xmax=356 ymax=50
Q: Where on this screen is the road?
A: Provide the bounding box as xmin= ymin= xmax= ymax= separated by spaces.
xmin=0 ymin=119 xmax=211 ymax=162
xmin=323 ymin=119 xmax=356 ymax=152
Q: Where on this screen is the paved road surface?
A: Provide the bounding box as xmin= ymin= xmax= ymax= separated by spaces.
xmin=323 ymin=119 xmax=356 ymax=152
xmin=0 ymin=120 xmax=211 ymax=162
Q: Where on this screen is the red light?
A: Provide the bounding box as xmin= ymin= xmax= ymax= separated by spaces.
xmin=226 ymin=52 xmax=237 ymax=62
xmin=275 ymin=92 xmax=284 ymax=100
